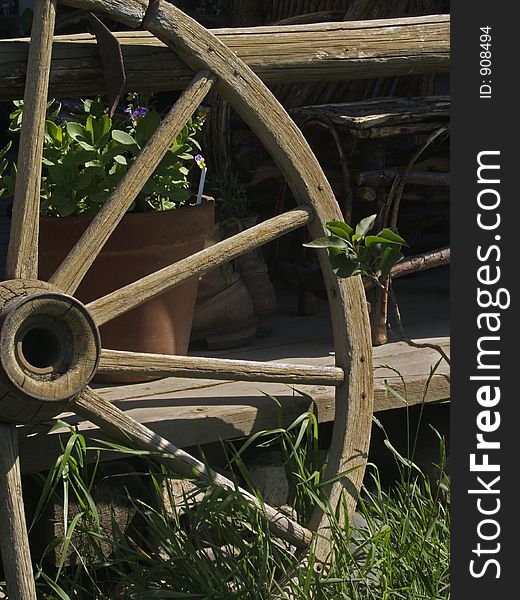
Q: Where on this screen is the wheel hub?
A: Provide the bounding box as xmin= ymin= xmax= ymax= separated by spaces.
xmin=0 ymin=280 xmax=100 ymax=424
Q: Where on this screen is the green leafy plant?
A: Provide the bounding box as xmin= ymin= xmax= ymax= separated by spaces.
xmin=0 ymin=96 xmax=208 ymax=217
xmin=304 ymin=214 xmax=408 ymax=287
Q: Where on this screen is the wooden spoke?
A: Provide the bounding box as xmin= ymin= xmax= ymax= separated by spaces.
xmin=0 ymin=425 xmax=37 ymax=600
xmin=87 ymin=206 xmax=314 ymax=326
xmin=99 ymin=349 xmax=345 ymax=386
xmin=5 ymin=0 xmax=57 ymax=280
xmin=72 ymin=388 xmax=313 ymax=550
xmin=49 ymin=70 xmax=216 ymax=295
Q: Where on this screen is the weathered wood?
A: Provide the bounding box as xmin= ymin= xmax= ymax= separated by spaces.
xmin=73 ymin=387 xmax=313 ymax=550
xmin=0 ymin=425 xmax=37 ymax=600
xmin=356 ymin=169 xmax=450 ymax=187
xmin=142 ymin=0 xmax=373 ymax=560
xmin=5 ymin=0 xmax=57 ymax=280
xmin=62 ymin=0 xmax=148 ymax=27
xmin=19 ymin=335 xmax=451 ymax=475
xmin=98 ymin=349 xmax=345 ymax=386
xmin=388 ymin=247 xmax=450 ymax=281
xmin=2 ymin=0 xmax=377 ymax=568
xmin=0 ymin=16 xmax=450 ymax=100
xmin=49 ymin=70 xmax=216 ymax=295
xmin=87 ymin=206 xmax=314 ymax=326
xmin=0 ymin=280 xmax=101 ymax=425
xmin=291 ymin=96 xmax=450 ymax=132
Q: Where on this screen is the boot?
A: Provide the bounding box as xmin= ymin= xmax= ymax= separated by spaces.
xmin=221 ymin=216 xmax=277 ymax=335
xmin=190 ymin=225 xmax=258 ymax=350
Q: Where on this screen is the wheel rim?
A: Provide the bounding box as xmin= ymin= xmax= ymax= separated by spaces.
xmin=0 ymin=1 xmax=374 ymax=596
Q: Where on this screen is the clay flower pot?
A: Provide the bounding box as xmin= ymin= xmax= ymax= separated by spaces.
xmin=38 ymin=201 xmax=214 ymax=382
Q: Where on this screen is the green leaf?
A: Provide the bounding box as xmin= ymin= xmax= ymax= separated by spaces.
xmin=303 ymin=235 xmax=349 ymax=249
xmin=326 ymin=220 xmax=354 ymax=241
xmin=136 ymin=111 xmax=161 ymax=148
xmin=329 ymin=252 xmax=361 ymax=278
xmin=355 ymin=214 xmax=377 ymax=237
xmin=378 ymin=228 xmax=408 ymax=247
xmin=0 ymin=141 xmax=12 ymax=161
xmin=58 ymin=198 xmax=80 ymax=217
xmin=65 ymin=121 xmax=87 ymax=142
xmin=378 ymin=246 xmax=404 ymax=280
xmin=113 ymin=155 xmax=128 ymax=165
xmin=44 ymin=120 xmax=63 ymax=145
xmin=89 ymin=113 xmax=112 ymax=148
xmin=64 ymin=149 xmax=97 ymax=167
xmin=365 ymin=235 xmax=402 ymax=248
xmin=172 ymin=188 xmax=191 ymax=203
xmin=111 ymin=130 xmax=136 ymax=146
xmin=89 ymin=191 xmax=110 ymax=204
xmin=77 ymin=140 xmax=96 ymax=152
xmin=75 ymin=170 xmax=94 ymax=191
xmin=48 ymin=164 xmax=73 ymax=186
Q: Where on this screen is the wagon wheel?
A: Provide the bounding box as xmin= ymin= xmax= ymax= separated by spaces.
xmin=0 ymin=1 xmax=373 ymax=597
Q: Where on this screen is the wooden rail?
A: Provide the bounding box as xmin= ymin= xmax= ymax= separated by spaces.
xmin=0 ymin=15 xmax=450 ymax=101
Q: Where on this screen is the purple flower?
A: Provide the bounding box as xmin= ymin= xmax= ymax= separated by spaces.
xmin=195 ymin=154 xmax=206 ymax=169
xmin=198 ymin=103 xmax=211 ymax=116
xmin=125 ymin=106 xmax=149 ymax=123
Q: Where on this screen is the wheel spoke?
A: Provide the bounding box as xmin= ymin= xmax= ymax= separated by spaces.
xmin=5 ymin=0 xmax=57 ymax=280
xmin=87 ymin=206 xmax=314 ymax=326
xmin=0 ymin=425 xmax=37 ymax=600
xmin=49 ymin=70 xmax=216 ymax=295
xmin=72 ymin=388 xmax=313 ymax=550
xmin=99 ymin=349 xmax=345 ymax=386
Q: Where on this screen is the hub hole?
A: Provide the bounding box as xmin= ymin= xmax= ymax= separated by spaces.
xmin=19 ymin=326 xmax=65 ymax=373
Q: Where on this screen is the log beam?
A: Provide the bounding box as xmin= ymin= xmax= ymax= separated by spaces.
xmin=0 ymin=15 xmax=450 ymax=101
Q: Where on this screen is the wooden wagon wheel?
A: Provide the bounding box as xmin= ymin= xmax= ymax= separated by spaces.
xmin=0 ymin=1 xmax=373 ymax=597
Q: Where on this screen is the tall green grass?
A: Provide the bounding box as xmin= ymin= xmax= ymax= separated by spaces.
xmin=1 ymin=401 xmax=450 ymax=599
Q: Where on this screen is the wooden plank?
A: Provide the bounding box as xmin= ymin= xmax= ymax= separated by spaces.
xmin=18 ymin=336 xmax=450 ymax=474
xmin=0 ymin=15 xmax=450 ymax=101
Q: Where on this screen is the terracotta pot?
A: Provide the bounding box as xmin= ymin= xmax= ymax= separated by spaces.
xmin=38 ymin=201 xmax=214 ymax=382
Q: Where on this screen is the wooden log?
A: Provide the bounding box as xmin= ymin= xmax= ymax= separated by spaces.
xmin=389 ymin=247 xmax=450 ymax=280
xmin=0 ymin=15 xmax=450 ymax=100
xmin=98 ymin=349 xmax=345 ymax=386
xmin=5 ymin=0 xmax=57 ymax=280
xmin=87 ymin=206 xmax=314 ymax=326
xmin=356 ymin=169 xmax=450 ymax=187
xmin=73 ymin=388 xmax=313 ymax=550
xmin=0 ymin=425 xmax=37 ymax=600
xmin=363 ymin=248 xmax=451 ymax=291
xmin=291 ymin=96 xmax=450 ymax=131
xmin=49 ymin=70 xmax=216 ymax=295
